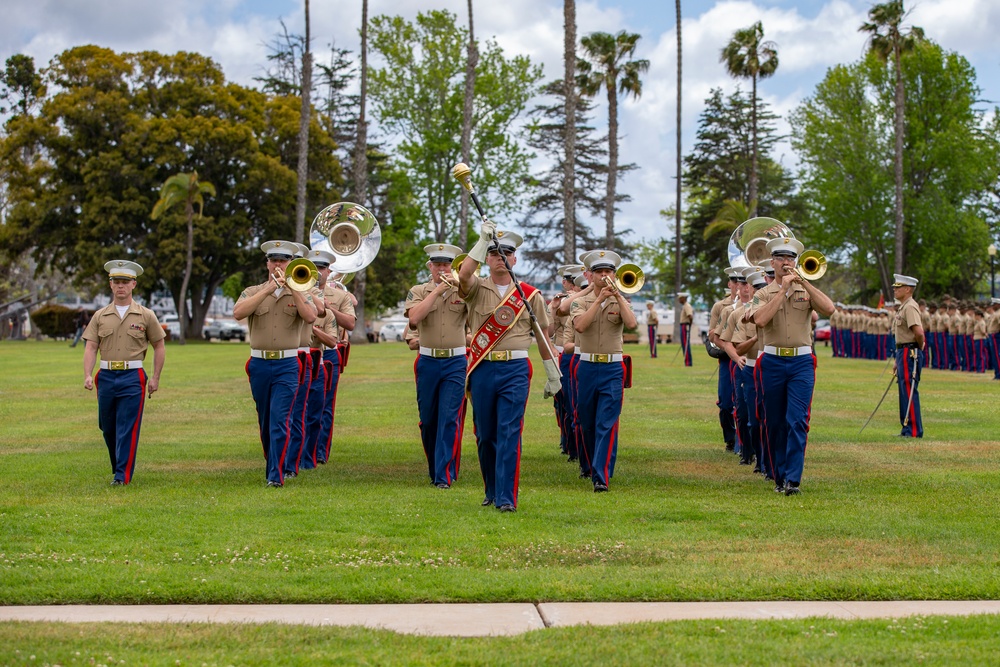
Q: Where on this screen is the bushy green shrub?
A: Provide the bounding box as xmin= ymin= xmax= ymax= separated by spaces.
xmin=31 ymin=304 xmax=78 ymax=337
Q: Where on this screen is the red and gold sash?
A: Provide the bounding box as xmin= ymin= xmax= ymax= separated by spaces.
xmin=467 ymin=282 xmax=538 ymax=378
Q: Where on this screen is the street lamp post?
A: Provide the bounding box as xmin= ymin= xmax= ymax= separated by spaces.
xmin=990 ymin=244 xmax=997 ymax=299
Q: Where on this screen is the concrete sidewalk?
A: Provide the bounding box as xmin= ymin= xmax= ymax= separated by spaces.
xmin=3 ymin=601 xmax=1000 ymax=636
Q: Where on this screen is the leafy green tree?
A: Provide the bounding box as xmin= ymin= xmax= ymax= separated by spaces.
xmin=720 ymin=21 xmax=778 ymax=218
xmin=0 ymin=47 xmax=341 ymax=332
xmin=791 ymin=43 xmax=999 ymax=299
xmin=680 ymin=87 xmax=802 ymax=303
xmin=368 ymin=9 xmax=542 ymax=244
xmin=151 ymin=171 xmax=216 ymax=343
xmin=1 ymin=54 xmax=45 ymax=118
xmin=860 ymin=0 xmax=924 ymax=274
xmin=578 ymin=30 xmax=649 ymax=249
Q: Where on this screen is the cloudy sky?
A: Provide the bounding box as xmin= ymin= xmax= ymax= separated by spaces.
xmin=4 ymin=0 xmax=998 ymax=246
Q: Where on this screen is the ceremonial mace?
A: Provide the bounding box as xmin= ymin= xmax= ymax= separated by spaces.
xmin=451 ymin=162 xmax=562 ymax=377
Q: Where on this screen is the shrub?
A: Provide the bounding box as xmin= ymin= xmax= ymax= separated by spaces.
xmin=31 ymin=304 xmax=78 ymax=337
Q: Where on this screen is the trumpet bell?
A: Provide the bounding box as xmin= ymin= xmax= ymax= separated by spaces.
xmin=728 ymin=217 xmax=796 ymax=270
xmin=797 ymin=249 xmax=827 ymax=281
xmin=450 ymin=253 xmax=470 ymax=283
xmin=309 ymin=202 xmax=381 ymax=274
xmin=616 ymin=263 xmax=645 ymax=294
xmin=285 ymin=258 xmax=319 ymax=292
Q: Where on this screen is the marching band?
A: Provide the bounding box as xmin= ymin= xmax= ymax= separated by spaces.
xmin=79 ymin=185 xmax=1000 ymax=507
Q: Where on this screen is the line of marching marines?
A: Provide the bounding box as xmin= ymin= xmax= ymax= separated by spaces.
xmin=80 ymin=225 xmax=995 ymax=505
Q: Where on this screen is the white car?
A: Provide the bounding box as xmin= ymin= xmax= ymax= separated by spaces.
xmin=160 ymin=313 xmax=181 ymax=339
xmin=379 ymin=320 xmax=409 ymax=342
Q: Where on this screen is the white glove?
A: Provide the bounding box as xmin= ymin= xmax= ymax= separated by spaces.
xmin=468 ymin=218 xmax=496 ymax=263
xmin=542 ymin=357 xmax=562 ymax=399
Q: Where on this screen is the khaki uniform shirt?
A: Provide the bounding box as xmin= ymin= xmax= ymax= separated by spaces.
xmin=752 ymin=281 xmax=815 ymax=348
xmin=709 ymin=296 xmax=734 ymax=334
xmin=680 ymin=302 xmax=694 ymax=324
xmin=715 ymin=303 xmax=736 ymax=339
xmin=405 ymin=281 xmax=468 ymax=349
xmin=719 ymin=301 xmax=753 ymax=346
xmin=646 ymin=309 xmax=659 ymax=326
xmin=920 ymin=309 xmax=930 ymax=332
xmin=973 ymin=319 xmax=987 ymax=340
xmin=988 ymin=311 xmax=1000 ymax=335
xmin=893 ymin=297 xmax=922 ymax=344
xmin=571 ymin=293 xmax=624 ymax=354
xmin=238 ymin=283 xmax=310 ymax=350
xmin=552 ymin=311 xmax=573 ymax=349
xmin=83 ymin=301 xmax=165 ymax=362
xmin=463 ymin=277 xmax=548 ymax=352
xmin=324 ymin=285 xmax=357 ymax=342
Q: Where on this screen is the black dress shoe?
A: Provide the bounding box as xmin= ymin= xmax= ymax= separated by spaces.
xmin=284 ymin=471 xmax=297 ymax=479
xmin=266 ymin=481 xmax=282 ymax=488
xmin=481 ymin=497 xmax=494 ymax=507
xmin=436 ymin=482 xmax=450 ymax=489
xmin=784 ymin=482 xmax=801 ymax=496
xmin=593 ymin=483 xmax=609 ymax=493
xmin=579 ymin=471 xmax=591 ymax=479
xmin=110 ymin=479 xmax=124 ymax=486
xmin=567 ymin=456 xmax=578 ymax=463
xmin=497 ymin=503 xmax=516 ymax=513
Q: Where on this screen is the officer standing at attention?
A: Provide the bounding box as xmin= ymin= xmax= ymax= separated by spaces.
xmin=572 ymin=250 xmax=638 ymax=492
xmin=892 ymin=274 xmax=926 ymax=438
xmin=82 ymin=260 xmax=166 ymax=486
xmin=750 ymin=237 xmax=834 ymax=496
xmin=678 ymin=292 xmax=694 ymax=366
xmin=458 ymin=223 xmax=558 ymax=512
xmin=406 ymin=243 xmax=469 ymax=489
xmin=645 ymin=300 xmax=659 ymax=358
xmin=233 ymin=241 xmax=318 ymax=488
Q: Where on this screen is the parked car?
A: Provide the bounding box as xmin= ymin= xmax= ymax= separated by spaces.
xmin=379 ymin=319 xmax=409 ymax=342
xmin=203 ymin=318 xmax=247 ymax=341
xmin=160 ymin=313 xmax=180 ymax=340
xmin=814 ymin=318 xmax=831 ymax=343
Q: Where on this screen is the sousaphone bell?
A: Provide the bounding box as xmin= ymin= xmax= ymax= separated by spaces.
xmin=309 ymin=202 xmax=381 ymax=274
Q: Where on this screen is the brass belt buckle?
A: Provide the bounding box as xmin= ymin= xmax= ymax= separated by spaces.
xmin=778 ymin=347 xmax=794 ymax=357
xmin=433 ymin=348 xmax=450 ymax=358
xmin=594 ymin=353 xmax=610 ymax=363
xmin=109 ymin=361 xmax=126 ymax=370
xmin=263 ymin=350 xmax=282 ymax=360
xmin=490 ymin=350 xmax=510 ymax=361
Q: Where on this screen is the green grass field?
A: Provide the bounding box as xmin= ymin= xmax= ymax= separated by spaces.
xmin=1 ymin=339 xmax=998 ymax=663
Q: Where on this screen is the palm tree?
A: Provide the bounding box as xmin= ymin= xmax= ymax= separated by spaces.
xmin=459 ymin=0 xmax=478 ymax=252
xmin=295 ymin=0 xmax=312 ymax=244
xmin=151 ymin=171 xmax=216 ymax=345
xmin=860 ymin=0 xmax=924 ymax=274
xmin=578 ymin=30 xmax=649 ymax=249
xmin=350 ymin=0 xmax=370 ymax=345
xmin=720 ymin=21 xmax=778 ymax=218
xmin=562 ymin=0 xmax=577 ymax=264
xmin=703 ymin=199 xmax=755 ymax=241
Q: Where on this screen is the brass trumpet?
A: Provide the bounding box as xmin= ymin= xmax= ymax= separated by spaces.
xmin=796 ymin=250 xmax=827 ymax=281
xmin=284 ymin=258 xmax=319 ymax=292
xmin=615 ymin=263 xmax=644 ymax=294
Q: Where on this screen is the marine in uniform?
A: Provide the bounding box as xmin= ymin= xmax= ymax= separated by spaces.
xmin=406 ymin=243 xmax=469 ymax=489
xmin=750 ymin=237 xmax=834 ymax=495
xmin=313 ymin=270 xmax=357 ymax=465
xmin=891 ymin=275 xmax=925 ymax=438
xmin=709 ymin=270 xmax=739 ymax=452
xmin=549 ymin=265 xmax=582 ymax=459
xmin=989 ymin=299 xmax=1000 ymax=380
xmin=645 ymin=300 xmax=659 ymax=358
xmin=678 ymin=292 xmax=694 ymax=366
xmin=717 ymin=267 xmax=758 ymax=468
xmin=458 ymin=222 xmax=559 ymax=512
xmin=82 ymin=260 xmax=166 ymax=486
xmin=571 ymin=250 xmax=638 ymax=492
xmin=233 ymin=241 xmax=318 ymax=487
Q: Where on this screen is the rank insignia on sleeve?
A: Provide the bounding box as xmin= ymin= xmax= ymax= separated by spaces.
xmin=407 ymin=290 xmax=415 ymax=301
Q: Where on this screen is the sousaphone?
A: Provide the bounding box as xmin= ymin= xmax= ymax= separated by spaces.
xmin=309 ymin=202 xmax=381 ymax=274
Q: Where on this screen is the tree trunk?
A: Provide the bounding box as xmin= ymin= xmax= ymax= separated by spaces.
xmin=294 ymin=0 xmax=312 ymax=245
xmin=749 ymin=74 xmax=758 ymax=217
xmin=459 ymin=0 xmax=478 ymax=252
xmin=178 ymin=200 xmax=194 ymax=345
xmin=892 ymin=42 xmax=905 ymax=274
xmin=562 ymin=0 xmax=577 ymax=264
xmin=674 ymin=0 xmax=683 ymax=344
xmin=350 ymin=0 xmax=371 ymax=345
xmin=605 ymin=74 xmax=618 ymax=250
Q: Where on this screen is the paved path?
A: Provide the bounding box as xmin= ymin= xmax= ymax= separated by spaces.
xmin=3 ymin=601 xmax=1000 ymax=636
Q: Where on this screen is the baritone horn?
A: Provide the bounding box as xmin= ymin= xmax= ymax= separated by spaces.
xmin=796 ymin=249 xmax=827 ymax=281
xmin=284 ymin=258 xmax=319 ymax=292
